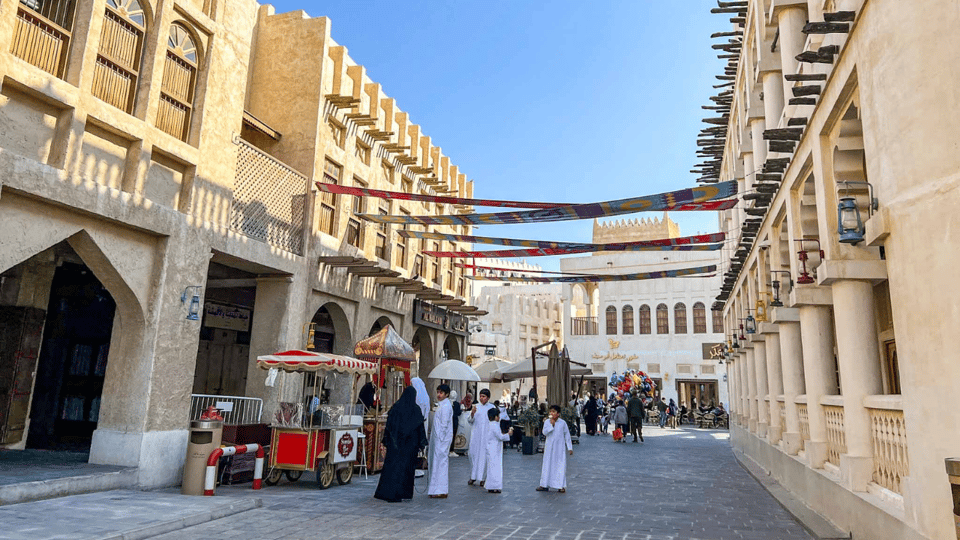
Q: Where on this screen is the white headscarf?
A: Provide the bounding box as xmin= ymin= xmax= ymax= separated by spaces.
xmin=410 ymin=377 xmax=430 ymax=419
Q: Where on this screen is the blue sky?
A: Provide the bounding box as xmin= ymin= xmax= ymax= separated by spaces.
xmin=268 ymin=1 xmax=729 ymax=270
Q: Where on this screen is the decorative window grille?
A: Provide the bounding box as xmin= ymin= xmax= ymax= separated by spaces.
xmin=92 ymin=0 xmax=145 ymax=113
xmin=712 ymin=309 xmax=724 ymax=334
xmin=693 ymin=302 xmax=707 ymax=334
xmin=12 ymin=0 xmax=76 ymax=77
xmin=605 ymin=306 xmax=617 ymax=335
xmin=656 ymin=304 xmax=669 ymax=334
xmin=319 ymin=159 xmax=340 ymax=235
xmin=230 ymin=139 xmax=306 ymax=254
xmin=622 ymin=305 xmax=634 ymax=334
xmin=638 ymin=305 xmax=651 ymax=334
xmin=674 ymin=303 xmax=687 ymax=334
xmin=158 ymin=23 xmax=198 ymax=141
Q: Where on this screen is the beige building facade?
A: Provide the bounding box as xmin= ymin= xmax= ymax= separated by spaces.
xmin=0 ymin=0 xmax=479 ymax=488
xmin=715 ymin=1 xmax=960 ymax=539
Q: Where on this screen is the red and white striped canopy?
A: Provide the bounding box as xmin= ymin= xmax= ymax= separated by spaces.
xmin=256 ymin=350 xmax=377 ymax=374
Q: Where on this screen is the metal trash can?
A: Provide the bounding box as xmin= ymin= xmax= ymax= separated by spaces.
xmin=947 ymin=458 xmax=960 ymax=539
xmin=182 ymin=420 xmax=223 ymax=495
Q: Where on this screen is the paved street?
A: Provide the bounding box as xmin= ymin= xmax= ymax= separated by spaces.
xmin=147 ymin=425 xmax=812 ymax=540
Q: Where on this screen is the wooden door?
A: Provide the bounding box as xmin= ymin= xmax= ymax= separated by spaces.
xmin=0 ymin=307 xmax=45 ymax=444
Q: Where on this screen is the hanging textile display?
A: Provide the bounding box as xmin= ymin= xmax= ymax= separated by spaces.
xmin=455 ymin=262 xmax=590 ymax=276
xmin=423 ymin=243 xmax=723 ymax=258
xmin=464 ymin=265 xmax=717 ymax=283
xmin=352 ymin=181 xmax=738 ymax=226
xmin=315 ymin=182 xmax=562 ymax=209
xmin=398 ymin=230 xmax=725 ymax=249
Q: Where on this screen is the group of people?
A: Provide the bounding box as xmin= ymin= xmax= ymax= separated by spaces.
xmin=374 ymin=379 xmax=573 ymax=502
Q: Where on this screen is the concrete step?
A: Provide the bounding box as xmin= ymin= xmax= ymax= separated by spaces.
xmin=0 ymin=467 xmax=138 ymax=505
xmin=735 ymin=448 xmax=851 ymax=540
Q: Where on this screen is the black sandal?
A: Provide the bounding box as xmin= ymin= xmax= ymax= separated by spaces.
xmin=536 ymin=486 xmax=548 ymax=491
xmin=467 ymin=480 xmax=475 ymax=486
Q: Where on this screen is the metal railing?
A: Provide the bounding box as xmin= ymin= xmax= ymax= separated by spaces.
xmin=190 ymin=394 xmax=263 ymax=425
xmin=571 ymin=317 xmax=598 ymax=336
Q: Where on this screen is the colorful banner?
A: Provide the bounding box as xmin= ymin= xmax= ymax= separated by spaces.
xmin=424 ymin=243 xmax=723 ymax=258
xmin=316 ymin=182 xmax=562 ymax=209
xmin=399 ymin=230 xmax=724 ymax=248
xmin=353 ymin=181 xmax=738 ymax=226
xmin=465 ymin=265 xmax=717 ymax=283
xmin=455 ymin=263 xmax=586 ymax=276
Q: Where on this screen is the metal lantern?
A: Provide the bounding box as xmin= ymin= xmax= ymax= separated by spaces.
xmin=837 ymin=197 xmax=865 ymax=244
xmin=182 ymin=286 xmax=202 ymax=321
xmin=744 ymin=313 xmax=757 ymax=334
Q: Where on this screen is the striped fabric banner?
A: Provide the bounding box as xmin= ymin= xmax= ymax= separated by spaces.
xmin=398 ymin=230 xmax=725 ymax=248
xmin=464 ymin=265 xmax=718 ymax=283
xmin=352 ymin=181 xmax=738 ymax=226
xmin=316 ymin=182 xmax=562 ymax=209
xmin=424 ymin=244 xmax=723 ymax=258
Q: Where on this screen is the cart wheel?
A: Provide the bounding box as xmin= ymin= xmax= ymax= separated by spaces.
xmin=336 ymin=465 xmax=353 ymax=485
xmin=285 ymin=470 xmax=303 ymax=482
xmin=264 ymin=468 xmax=282 ymax=486
xmin=316 ymin=461 xmax=335 ymax=490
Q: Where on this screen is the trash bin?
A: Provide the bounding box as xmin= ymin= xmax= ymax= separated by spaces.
xmin=182 ymin=419 xmax=223 ymax=495
xmin=946 ymin=458 xmax=960 ymax=539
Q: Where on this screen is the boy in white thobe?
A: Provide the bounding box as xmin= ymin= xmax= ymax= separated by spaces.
xmin=484 ymin=408 xmax=512 ymax=493
xmin=428 ymin=384 xmax=453 ymax=498
xmin=537 ymin=404 xmax=574 ymax=493
xmin=467 ymin=389 xmax=494 ymax=486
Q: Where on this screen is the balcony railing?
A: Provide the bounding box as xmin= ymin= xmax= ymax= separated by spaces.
xmin=866 ymin=395 xmax=908 ymax=495
xmin=230 ymin=139 xmax=307 ymax=255
xmin=571 ymin=316 xmax=598 ymax=336
xmin=797 ymin=399 xmax=810 ymax=445
xmin=12 ymin=7 xmax=70 ymax=77
xmin=823 ymin=402 xmax=847 ymax=467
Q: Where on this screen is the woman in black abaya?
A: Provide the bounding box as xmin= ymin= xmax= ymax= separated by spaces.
xmin=584 ymin=395 xmax=599 ymax=436
xmin=374 ymin=386 xmax=427 ymax=502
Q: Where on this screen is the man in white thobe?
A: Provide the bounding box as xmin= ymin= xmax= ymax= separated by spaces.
xmin=467 ymin=389 xmax=494 ymax=486
xmin=537 ymin=404 xmax=573 ymax=493
xmin=483 ymin=408 xmax=512 ymax=493
xmin=428 ymin=383 xmax=453 ymax=498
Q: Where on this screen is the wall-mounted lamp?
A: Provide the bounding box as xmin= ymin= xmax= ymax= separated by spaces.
xmin=738 ymin=323 xmax=746 ymax=341
xmin=756 ymin=297 xmax=768 ymax=322
xmin=303 ymin=322 xmax=317 ymax=349
xmin=731 ymin=333 xmax=740 ymax=349
xmin=837 ymin=181 xmax=878 ymax=245
xmin=181 ymin=286 xmax=203 ymax=321
xmin=794 ymin=239 xmax=824 ymax=285
xmin=743 ymin=311 xmax=757 ymax=334
xmin=770 ymin=271 xmax=792 ymax=306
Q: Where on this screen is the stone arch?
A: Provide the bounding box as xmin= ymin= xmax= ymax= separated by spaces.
xmin=368 ymin=315 xmax=396 ymax=337
xmin=309 ymin=302 xmax=352 ymax=356
xmin=442 ymin=333 xmax=462 ymax=362
xmin=411 ymin=326 xmax=434 ymax=377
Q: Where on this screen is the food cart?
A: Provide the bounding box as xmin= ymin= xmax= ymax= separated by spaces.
xmin=256 ymin=350 xmax=377 ymax=489
xmin=353 ymin=325 xmax=416 ymax=473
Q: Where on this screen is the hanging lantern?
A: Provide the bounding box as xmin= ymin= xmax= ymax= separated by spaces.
xmin=796 ymin=250 xmax=815 ymax=284
xmin=756 ymin=298 xmax=768 ymax=322
xmin=837 ymin=197 xmax=865 ymax=244
xmin=738 ymin=323 xmax=746 ymax=341
xmin=744 ymin=313 xmax=757 ymax=334
xmin=770 ymin=280 xmax=784 ymax=307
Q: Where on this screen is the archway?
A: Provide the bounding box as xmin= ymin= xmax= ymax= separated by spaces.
xmin=411 ymin=326 xmax=433 ymax=379
xmin=442 ymin=334 xmax=462 ymax=362
xmin=309 ymin=302 xmax=352 ymax=355
xmin=368 ymin=316 xmax=395 ymax=337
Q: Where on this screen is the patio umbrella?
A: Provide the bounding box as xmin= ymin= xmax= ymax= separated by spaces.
xmin=492 ymin=356 xmax=591 ymax=382
xmin=473 ymin=358 xmax=511 ymax=382
xmin=427 ymin=359 xmax=481 ymax=382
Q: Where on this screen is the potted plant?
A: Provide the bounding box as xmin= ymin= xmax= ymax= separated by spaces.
xmin=517 ymin=406 xmax=542 ymax=455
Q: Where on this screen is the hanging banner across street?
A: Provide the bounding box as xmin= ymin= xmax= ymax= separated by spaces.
xmin=398 ymin=230 xmax=725 ymax=248
xmin=351 ymin=181 xmax=738 ymax=226
xmin=464 ymin=265 xmax=718 ymax=283
xmin=423 ymin=243 xmax=723 ymax=258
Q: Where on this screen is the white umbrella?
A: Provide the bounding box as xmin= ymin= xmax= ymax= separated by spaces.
xmin=427 ymin=359 xmax=481 ymax=382
xmin=473 ymin=359 xmax=512 ymax=382
xmin=492 ymin=356 xmax=592 ymax=382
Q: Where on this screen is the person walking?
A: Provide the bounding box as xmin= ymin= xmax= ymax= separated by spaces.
xmin=657 ymin=398 xmax=668 ymax=429
xmin=428 ymin=384 xmax=453 ymax=499
xmin=667 ymin=398 xmax=678 ymax=429
xmin=626 ymin=392 xmax=645 ymax=443
xmin=449 ymin=390 xmax=462 ymax=457
xmin=613 ymin=400 xmax=628 ymax=442
xmin=483 ymin=408 xmax=512 ymax=493
xmin=583 ymin=395 xmax=599 ymax=436
xmin=537 ymin=405 xmax=573 ymax=493
xmin=468 ymin=389 xmax=494 ymax=486
xmin=374 ymin=387 xmax=428 ymax=502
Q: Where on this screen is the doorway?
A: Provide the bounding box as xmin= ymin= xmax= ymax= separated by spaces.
xmin=677 ymin=380 xmax=718 ymax=410
xmin=27 ymin=262 xmax=116 ymax=451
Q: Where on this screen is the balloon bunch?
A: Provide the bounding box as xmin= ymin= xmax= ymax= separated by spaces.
xmin=609 ymin=370 xmax=657 ymax=395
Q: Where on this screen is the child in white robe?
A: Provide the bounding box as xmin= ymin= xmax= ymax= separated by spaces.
xmin=484 ymin=407 xmax=511 ymax=493
xmin=428 ymin=384 xmax=453 ymax=498
xmin=537 ymin=404 xmax=573 ymax=493
xmin=467 ymin=389 xmax=494 ymax=486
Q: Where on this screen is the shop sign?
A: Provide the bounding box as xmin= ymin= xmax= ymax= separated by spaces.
xmin=414 ymin=300 xmax=468 ymax=336
xmin=204 ymin=303 xmax=251 ymax=332
xmin=702 ymin=342 xmax=724 ymax=360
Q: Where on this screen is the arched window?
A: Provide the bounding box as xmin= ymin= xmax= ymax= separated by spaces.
xmin=656 ymin=304 xmax=669 ymax=334
xmin=157 ymin=22 xmax=199 ymax=141
xmin=638 ymin=305 xmax=651 ymax=334
xmin=92 ymin=0 xmax=147 ymax=112
xmin=693 ymin=302 xmax=707 ymax=334
xmin=622 ymin=305 xmax=634 ymax=335
xmin=605 ymin=306 xmax=617 ymax=335
xmin=674 ymin=303 xmax=687 ymax=334
xmin=13 ymin=0 xmax=79 ymax=76
xmin=712 ymin=309 xmax=724 ymax=333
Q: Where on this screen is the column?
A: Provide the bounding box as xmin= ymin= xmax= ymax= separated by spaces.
xmin=745 ymin=348 xmax=758 ymax=433
xmin=750 ymin=119 xmax=767 ymax=175
xmin=753 ymin=337 xmax=770 ymax=439
xmin=777 ymin=6 xmax=808 ymax=105
xmin=778 ymin=319 xmax=804 ymax=454
xmin=727 ymin=358 xmax=738 ymax=423
xmin=762 ymin=71 xmax=785 ymax=129
xmin=832 ymin=279 xmax=883 ymax=491
xmin=798 ymin=304 xmax=838 ymax=468
xmin=764 ymin=330 xmax=784 ymax=444
xmin=737 ymin=351 xmax=749 ymax=426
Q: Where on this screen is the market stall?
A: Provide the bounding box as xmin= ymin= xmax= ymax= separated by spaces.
xmin=256 ymin=350 xmax=376 ymax=489
xmin=353 ymin=325 xmax=416 ymax=473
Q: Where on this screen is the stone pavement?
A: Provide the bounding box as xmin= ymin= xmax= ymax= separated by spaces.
xmin=148 ymin=425 xmax=813 ymax=540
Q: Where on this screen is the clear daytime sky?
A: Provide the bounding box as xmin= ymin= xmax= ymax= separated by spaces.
xmin=267 ymin=1 xmax=730 ymax=271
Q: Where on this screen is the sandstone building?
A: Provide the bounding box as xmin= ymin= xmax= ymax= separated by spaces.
xmin=0 ymin=0 xmax=480 ymax=487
